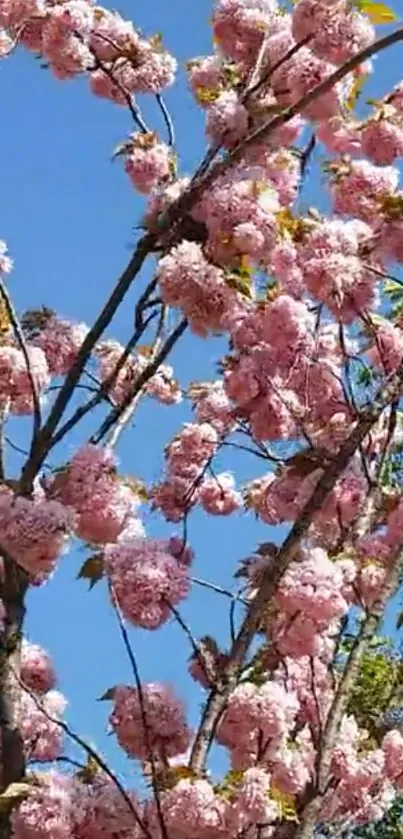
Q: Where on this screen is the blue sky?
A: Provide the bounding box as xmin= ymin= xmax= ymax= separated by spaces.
xmin=0 ymin=0 xmax=402 ymax=786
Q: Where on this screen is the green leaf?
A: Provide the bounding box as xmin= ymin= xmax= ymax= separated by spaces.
xmin=77 ymin=554 xmax=104 ymax=590
xmin=76 ymin=755 xmax=100 ymax=784
xmin=356 ymin=366 xmax=373 ymax=388
xmin=270 ymin=788 xmax=298 ymax=822
xmin=345 ymin=72 xmax=369 ymax=112
xmin=357 ymin=0 xmax=398 ymax=23
xmin=225 ymin=272 xmax=253 ymax=299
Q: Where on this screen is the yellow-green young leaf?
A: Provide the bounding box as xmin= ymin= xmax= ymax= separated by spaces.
xmin=76 ymin=755 xmax=100 ymax=784
xmin=270 ymin=787 xmax=299 ymax=822
xmin=0 ymin=299 xmax=11 ymax=338
xmin=358 ymin=1 xmax=398 ymax=23
xmin=77 ymin=554 xmax=104 ymax=590
xmin=345 ymin=72 xmax=369 ymax=112
xmin=225 ymin=272 xmax=253 ymax=299
xmin=123 ymin=476 xmax=149 ymax=502
xmin=0 ymin=783 xmax=31 ymax=813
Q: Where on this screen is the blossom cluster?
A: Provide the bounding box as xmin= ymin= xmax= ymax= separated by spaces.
xmin=3 ymin=0 xmax=403 ymax=836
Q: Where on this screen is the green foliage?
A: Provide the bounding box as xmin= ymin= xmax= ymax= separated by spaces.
xmin=346 ymin=643 xmax=403 ymax=741
xmin=352 ymin=796 xmax=403 ymax=839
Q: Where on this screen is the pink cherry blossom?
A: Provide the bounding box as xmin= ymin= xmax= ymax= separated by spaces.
xmin=110 ymin=682 xmax=190 ymax=760
xmin=199 ymin=471 xmax=242 ymax=515
xmin=104 ymin=536 xmax=190 ymax=629
xmin=21 ymin=641 xmax=56 ymax=694
xmin=47 ymin=444 xmax=138 ymax=545
xmin=33 ymin=315 xmax=88 ymax=375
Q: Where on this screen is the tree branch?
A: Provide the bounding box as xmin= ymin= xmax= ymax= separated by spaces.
xmin=91 ymin=318 xmax=187 ymax=445
xmin=19 ymin=233 xmax=157 ymax=491
xmin=14 ymin=673 xmax=152 ymax=839
xmin=0 ymin=556 xmax=29 ymax=838
xmin=189 ymin=357 xmax=403 ymax=773
xmin=295 ymin=550 xmax=403 ymax=839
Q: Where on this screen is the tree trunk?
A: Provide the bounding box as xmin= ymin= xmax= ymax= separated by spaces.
xmin=0 ymin=557 xmax=27 ymax=838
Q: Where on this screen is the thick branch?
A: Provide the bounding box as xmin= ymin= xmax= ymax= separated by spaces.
xmin=91 ymin=318 xmax=187 ymax=444
xmin=19 ymin=234 xmax=156 ymax=489
xmin=295 ymin=551 xmax=403 ymax=839
xmin=18 ymin=26 xmax=403 ymax=491
xmin=0 ymin=557 xmax=28 ymax=838
xmin=189 ymin=359 xmax=403 ymax=772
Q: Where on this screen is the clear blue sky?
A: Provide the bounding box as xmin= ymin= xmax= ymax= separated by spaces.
xmin=0 ymin=0 xmax=402 ymax=785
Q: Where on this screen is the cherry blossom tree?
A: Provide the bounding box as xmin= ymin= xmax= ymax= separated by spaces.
xmin=1 ymin=0 xmax=403 ymax=837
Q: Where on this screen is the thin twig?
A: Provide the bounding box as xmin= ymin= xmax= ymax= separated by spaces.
xmin=106 ymin=304 xmax=167 ymax=448
xmin=85 ymin=34 xmax=149 ymax=134
xmin=47 ymin=310 xmax=157 ymax=450
xmin=245 ymin=34 xmax=312 ymax=98
xmin=220 ymin=440 xmax=283 ymax=463
xmin=156 ymin=94 xmax=175 ymax=147
xmin=15 ymin=674 xmax=151 ymax=839
xmin=191 ymin=576 xmax=247 ymax=605
xmin=166 ymin=600 xmax=215 ymax=687
xmin=365 ymin=264 xmax=403 ymax=287
xmin=92 ymin=318 xmax=187 ymax=445
xmin=110 ymin=591 xmax=168 ymax=839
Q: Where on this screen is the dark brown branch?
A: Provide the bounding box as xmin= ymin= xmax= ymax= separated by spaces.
xmin=189 ymin=356 xmax=403 ymax=773
xmin=49 ymin=309 xmax=157 ymax=449
xmin=91 ymin=318 xmax=187 ymax=444
xmin=19 ymin=233 xmax=157 ymax=491
xmin=166 ymin=600 xmax=216 ymax=687
xmin=0 ymin=557 xmax=28 ymax=838
xmin=296 ymin=550 xmax=403 ymax=839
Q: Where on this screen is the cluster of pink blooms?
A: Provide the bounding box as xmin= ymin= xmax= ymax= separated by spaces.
xmin=0 ymin=0 xmax=177 ymax=93
xmin=4 ymin=0 xmax=403 ymax=834
xmin=95 ymin=339 xmax=182 ymax=406
xmin=109 ymin=682 xmax=190 ymax=761
xmin=46 ymin=444 xmax=141 ymax=545
xmin=11 ymin=769 xmax=140 ymax=839
xmin=199 ymin=471 xmax=242 ymax=516
xmin=156 ymin=240 xmax=238 ymax=337
xmin=33 ymin=314 xmax=89 ymax=376
xmin=104 ymin=535 xmax=191 ymax=629
xmin=152 ymin=420 xmax=220 ymax=521
xmin=270 ymin=546 xmax=350 ymax=658
xmin=18 ymin=640 xmax=67 ymax=764
xmin=122 ymin=132 xmax=173 ymax=194
xmin=21 ymin=640 xmax=56 ymax=694
xmin=21 ymin=688 xmax=67 ymax=763
xmin=0 ymin=485 xmax=75 ymax=579
xmin=0 ymin=343 xmax=50 ymax=415
xmin=246 ymin=457 xmax=367 ymax=548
